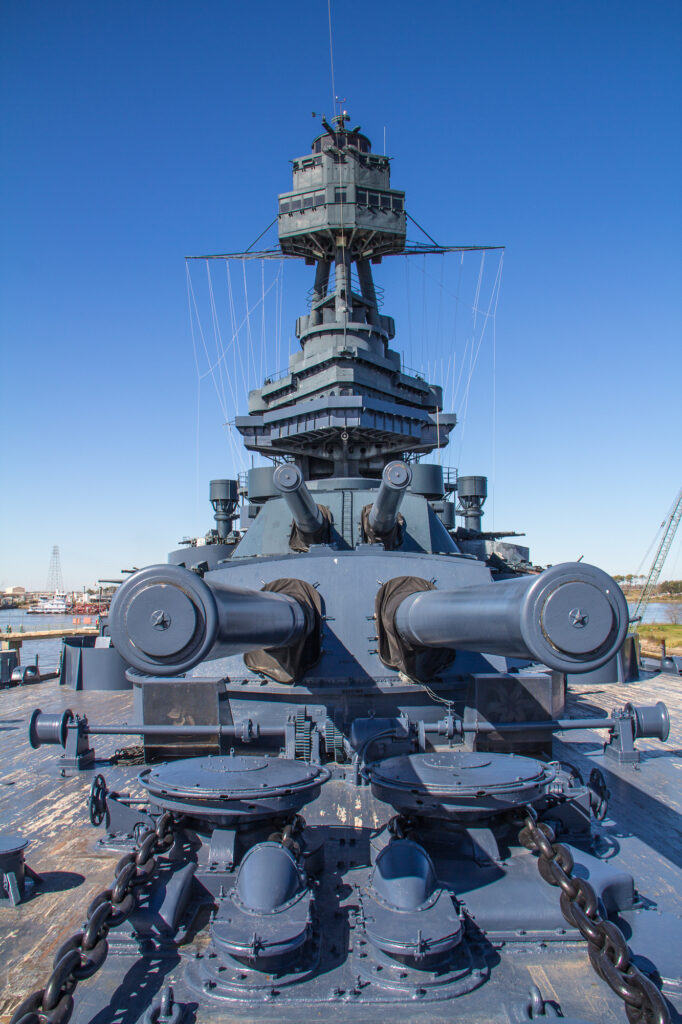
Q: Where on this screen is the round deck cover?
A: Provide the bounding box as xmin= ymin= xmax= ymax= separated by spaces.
xmin=140 ymin=753 xmax=329 ymax=825
xmin=368 ymin=751 xmax=555 ymax=818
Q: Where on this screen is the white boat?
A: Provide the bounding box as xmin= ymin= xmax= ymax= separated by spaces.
xmin=26 ymin=591 xmax=69 ymax=614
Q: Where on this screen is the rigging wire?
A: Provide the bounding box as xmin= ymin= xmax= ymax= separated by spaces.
xmin=274 ymin=264 xmax=280 ymax=373
xmin=207 ymin=265 xmax=247 ymax=474
xmin=186 ymin=263 xmax=227 ymax=420
xmin=459 ymin=261 xmax=483 ymax=441
xmin=205 ymin=261 xmax=247 ymax=425
xmin=452 ymin=333 xmax=472 ymax=411
xmin=205 ymin=261 xmax=229 ymax=417
xmin=327 ymin=0 xmax=337 ymax=115
xmin=275 ymin=260 xmax=285 ymax=370
xmin=404 ymin=256 xmax=413 ymax=368
xmin=457 ymin=255 xmax=503 ymax=463
xmin=456 ymin=254 xmax=503 ymax=447
xmin=242 ymin=262 xmax=258 ymax=390
xmin=398 ymin=248 xmax=504 ymax=453
xmin=186 ymin=262 xmax=245 ymax=476
xmin=245 ymin=217 xmax=278 ymax=254
xmin=198 ymin=264 xmax=282 ymax=381
xmin=448 ymin=252 xmax=464 ymax=416
xmin=226 ymin=262 xmax=249 ymax=404
xmin=406 ymin=210 xmax=441 ymax=248
xmin=420 ymin=253 xmax=427 ymax=371
xmin=443 ymin=352 xmax=453 ymax=422
xmin=491 ymin=254 xmax=503 ymax=529
xmin=187 ymin=267 xmax=204 ymax=523
xmin=190 ymin=249 xmax=504 ymax=489
xmin=435 ymin=253 xmax=444 ymax=362
xmin=260 ymin=260 xmax=266 ymax=388
xmin=412 ymin=257 xmax=498 ymax=316
xmin=436 ymin=381 xmax=441 ymax=464
xmin=189 ymin=258 xmax=288 ymax=480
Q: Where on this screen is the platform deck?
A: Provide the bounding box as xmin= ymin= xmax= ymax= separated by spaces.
xmin=0 ymin=673 xmax=680 ymax=1023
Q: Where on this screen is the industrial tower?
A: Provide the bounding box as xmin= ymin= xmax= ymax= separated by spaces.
xmin=45 ymin=544 xmax=64 ymax=593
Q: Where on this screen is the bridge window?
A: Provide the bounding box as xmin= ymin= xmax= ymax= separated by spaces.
xmin=279 ymin=199 xmax=290 ymax=214
xmin=392 ymin=196 xmax=404 ymax=212
xmin=356 ymin=189 xmax=367 ymax=205
xmin=334 ymin=188 xmax=347 ymax=203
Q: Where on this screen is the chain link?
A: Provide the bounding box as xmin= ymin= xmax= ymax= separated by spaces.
xmin=142 ymin=987 xmax=182 ymax=1024
xmin=10 ymin=811 xmax=176 ymax=1024
xmin=519 ymin=808 xmax=670 ymax=1024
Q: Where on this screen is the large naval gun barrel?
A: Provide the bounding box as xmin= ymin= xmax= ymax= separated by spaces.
xmin=393 ymin=562 xmax=629 ymax=674
xmin=368 ymin=461 xmax=412 ymax=537
xmin=109 ymin=564 xmax=314 ymax=676
xmin=273 ymin=464 xmax=324 ymax=537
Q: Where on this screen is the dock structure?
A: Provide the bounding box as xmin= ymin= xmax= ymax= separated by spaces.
xmin=0 ymin=627 xmax=99 ymax=644
xmin=0 ymin=626 xmax=100 ymax=666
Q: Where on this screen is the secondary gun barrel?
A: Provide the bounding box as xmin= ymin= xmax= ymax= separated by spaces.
xmin=368 ymin=461 xmax=412 ymax=537
xmin=393 ymin=562 xmax=629 ymax=674
xmin=273 ymin=464 xmax=324 ymax=536
xmin=108 ymin=564 xmax=309 ymax=676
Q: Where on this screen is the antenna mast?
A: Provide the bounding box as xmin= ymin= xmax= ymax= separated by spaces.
xmin=46 ymin=544 xmax=64 ymax=593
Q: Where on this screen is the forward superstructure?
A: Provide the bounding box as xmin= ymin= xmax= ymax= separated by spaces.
xmin=236 ymin=114 xmax=455 ymax=479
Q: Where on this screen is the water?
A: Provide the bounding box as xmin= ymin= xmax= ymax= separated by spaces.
xmin=0 ymin=609 xmax=101 ymax=670
xmin=627 ymin=601 xmax=682 ymax=624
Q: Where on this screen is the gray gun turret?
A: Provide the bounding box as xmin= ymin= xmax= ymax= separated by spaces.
xmin=108 ymin=564 xmax=320 ymax=677
xmin=389 ymin=562 xmax=629 ymax=674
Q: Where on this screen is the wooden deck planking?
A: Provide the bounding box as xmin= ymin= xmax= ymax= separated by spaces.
xmin=0 ymin=681 xmax=134 ymax=1018
xmin=558 ymin=673 xmax=682 ymax=904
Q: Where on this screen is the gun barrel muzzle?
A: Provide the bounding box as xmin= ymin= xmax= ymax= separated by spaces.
xmin=109 ymin=564 xmax=308 ymax=676
xmin=273 ymin=464 xmax=324 ymax=536
xmin=393 ymin=562 xmax=629 ymax=674
xmin=368 ymin=461 xmax=412 ymax=537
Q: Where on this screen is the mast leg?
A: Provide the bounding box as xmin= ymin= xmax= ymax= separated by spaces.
xmin=309 ymin=259 xmax=331 ymax=327
xmin=356 ymin=258 xmax=380 ymax=327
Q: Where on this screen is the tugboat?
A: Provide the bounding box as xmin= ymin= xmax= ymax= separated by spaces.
xmin=2 ymin=114 xmax=680 ymax=1024
xmin=26 ymin=591 xmax=69 ymax=615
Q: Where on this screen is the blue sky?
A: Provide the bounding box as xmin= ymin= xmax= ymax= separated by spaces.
xmin=1 ymin=0 xmax=680 ymax=589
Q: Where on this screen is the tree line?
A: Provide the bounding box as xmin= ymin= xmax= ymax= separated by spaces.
xmin=613 ymin=577 xmax=682 ymax=595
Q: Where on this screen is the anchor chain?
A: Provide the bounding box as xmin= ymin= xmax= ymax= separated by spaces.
xmin=588 ymin=767 xmax=610 ymax=821
xmin=9 ymin=811 xmax=176 ymax=1024
xmin=519 ymin=808 xmax=670 ymax=1024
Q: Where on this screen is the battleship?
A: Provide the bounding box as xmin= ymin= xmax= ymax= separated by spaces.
xmin=1 ymin=114 xmax=681 ymax=1024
